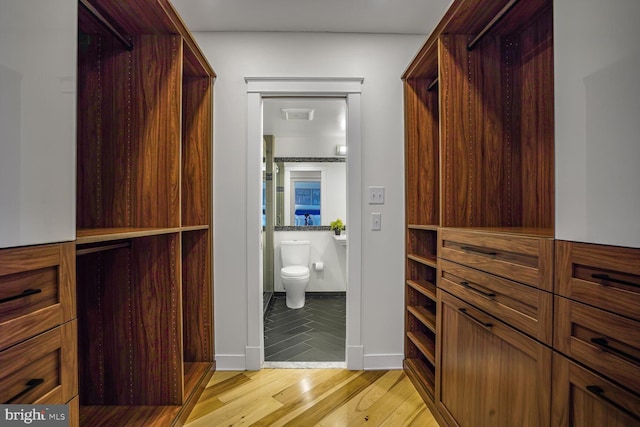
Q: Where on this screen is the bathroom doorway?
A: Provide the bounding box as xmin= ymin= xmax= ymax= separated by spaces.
xmin=246 ymin=77 xmax=363 ymax=370
xmin=262 ymin=97 xmax=348 ymax=364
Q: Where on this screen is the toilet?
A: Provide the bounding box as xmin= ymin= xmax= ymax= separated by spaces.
xmin=280 ymin=240 xmax=311 ymax=309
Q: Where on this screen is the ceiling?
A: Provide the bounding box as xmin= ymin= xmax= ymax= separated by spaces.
xmin=170 ymin=0 xmax=451 ymax=139
xmin=263 ymin=98 xmax=346 ymax=140
xmin=171 ymin=0 xmax=451 ymax=35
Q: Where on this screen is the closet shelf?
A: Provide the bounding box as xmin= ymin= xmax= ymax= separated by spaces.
xmin=407 ymin=280 xmax=437 ymax=302
xmin=407 ymin=331 xmax=436 ymax=365
xmin=407 ymin=254 xmax=437 ymax=268
xmin=408 ymin=305 xmax=437 ymax=333
xmin=76 ymin=227 xmax=182 ymax=244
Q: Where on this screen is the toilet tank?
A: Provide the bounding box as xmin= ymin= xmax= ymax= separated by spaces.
xmin=280 ymin=240 xmax=310 ymax=267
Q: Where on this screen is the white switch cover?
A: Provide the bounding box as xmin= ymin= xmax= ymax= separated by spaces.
xmin=369 ymin=186 xmax=385 ymax=204
xmin=371 ymin=213 xmax=382 ymax=231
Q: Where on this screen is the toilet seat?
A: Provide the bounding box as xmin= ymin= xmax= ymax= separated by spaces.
xmin=281 ymin=265 xmax=309 ymax=278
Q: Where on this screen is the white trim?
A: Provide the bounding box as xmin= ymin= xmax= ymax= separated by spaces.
xmin=245 ymin=77 xmax=364 ymax=95
xmin=246 ymin=77 xmax=364 ymax=370
xmin=215 ymin=354 xmax=249 ymax=371
xmin=363 ymin=353 xmax=404 ymax=370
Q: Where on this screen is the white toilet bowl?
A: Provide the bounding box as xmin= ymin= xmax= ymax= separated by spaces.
xmin=281 ymin=266 xmax=310 ymax=309
xmin=280 ymin=240 xmax=311 ymax=309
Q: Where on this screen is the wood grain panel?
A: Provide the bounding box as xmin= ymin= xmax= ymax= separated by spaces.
xmin=440 ymin=259 xmax=553 ymax=345
xmin=77 ymin=34 xmax=181 ymax=229
xmin=437 ymin=291 xmax=551 ymax=427
xmin=0 ymin=244 xmax=73 ymax=351
xmin=77 ymin=235 xmax=183 ymax=406
xmin=0 ymin=323 xmax=76 ymax=405
xmin=404 ymin=79 xmax=439 ymax=226
xmin=439 ymin=228 xmax=554 ymax=290
xmin=552 ymin=352 xmax=640 ymax=426
xmin=516 ymin=8 xmax=554 ymax=229
xmin=130 ymin=35 xmax=181 ymax=228
xmin=182 ymin=76 xmax=212 ymax=227
xmin=129 ymin=234 xmax=183 ymax=405
xmin=182 ymin=230 xmax=213 ymax=362
xmin=555 ymin=240 xmax=640 ymax=321
xmin=554 ymin=296 xmax=640 ymax=396
xmin=438 ymin=6 xmax=553 ymax=229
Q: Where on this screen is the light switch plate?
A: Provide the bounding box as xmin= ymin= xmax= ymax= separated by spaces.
xmin=369 ymin=186 xmax=385 ymax=204
xmin=371 ymin=213 xmax=382 ymax=231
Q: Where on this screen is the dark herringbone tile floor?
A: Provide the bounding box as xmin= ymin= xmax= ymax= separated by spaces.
xmin=264 ymin=293 xmax=346 ymax=362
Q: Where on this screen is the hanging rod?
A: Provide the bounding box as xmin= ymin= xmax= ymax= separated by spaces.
xmin=467 ymin=0 xmax=519 ymax=51
xmin=427 ymin=78 xmax=438 ymax=92
xmin=79 ymin=0 xmax=133 ymax=51
xmin=76 ymin=242 xmax=130 ymax=256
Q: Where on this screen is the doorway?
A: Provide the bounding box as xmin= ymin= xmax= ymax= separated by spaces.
xmin=262 ymin=97 xmax=347 ymax=364
xmin=245 ymin=78 xmax=364 ymax=370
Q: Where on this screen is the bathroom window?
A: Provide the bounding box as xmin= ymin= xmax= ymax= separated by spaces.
xmin=291 ymin=178 xmax=321 ymax=226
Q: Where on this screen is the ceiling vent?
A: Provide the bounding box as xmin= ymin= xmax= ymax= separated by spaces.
xmin=281 ymin=108 xmax=315 ymax=120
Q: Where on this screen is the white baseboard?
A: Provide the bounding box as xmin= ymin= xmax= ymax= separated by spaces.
xmin=214 ymin=354 xmax=246 ymax=371
xmin=363 ymin=353 xmax=404 ymax=370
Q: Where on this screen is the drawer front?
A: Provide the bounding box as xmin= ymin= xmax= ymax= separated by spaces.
xmin=556 ymin=240 xmax=640 ymax=321
xmin=0 ymin=243 xmax=75 ymax=350
xmin=0 ymin=320 xmax=77 ymax=405
xmin=438 ymin=290 xmax=552 ymax=427
xmin=552 ymin=352 xmax=640 ymax=426
xmin=439 ymin=228 xmax=553 ymax=290
xmin=439 ymin=259 xmax=553 ymax=345
xmin=555 ymin=296 xmax=640 ymax=395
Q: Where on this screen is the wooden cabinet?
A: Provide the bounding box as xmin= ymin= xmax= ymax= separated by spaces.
xmin=0 ymin=243 xmax=77 ymax=422
xmin=437 ymin=291 xmax=552 ymax=427
xmin=402 ymin=0 xmax=554 ymax=423
xmin=76 ymin=0 xmax=214 ymax=424
xmin=552 ymin=352 xmax=640 ymax=426
xmin=553 ymin=241 xmax=640 ymax=427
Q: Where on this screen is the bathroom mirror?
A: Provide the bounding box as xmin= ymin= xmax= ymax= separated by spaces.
xmin=274 ymin=158 xmax=346 ymax=227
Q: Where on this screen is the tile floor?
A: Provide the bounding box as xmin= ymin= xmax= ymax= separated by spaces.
xmin=264 ymin=293 xmax=346 ymax=362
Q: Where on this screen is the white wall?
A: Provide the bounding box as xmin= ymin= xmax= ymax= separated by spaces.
xmin=555 ymin=0 xmax=640 ymax=248
xmin=0 ymin=0 xmax=76 ymax=248
xmin=195 ymin=31 xmax=425 ymax=369
xmin=274 ymin=231 xmax=346 ymax=292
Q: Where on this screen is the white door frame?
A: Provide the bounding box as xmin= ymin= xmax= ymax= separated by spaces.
xmin=245 ymin=77 xmax=364 ymax=370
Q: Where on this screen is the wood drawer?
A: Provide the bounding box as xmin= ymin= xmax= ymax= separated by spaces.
xmin=0 ymin=320 xmax=77 ymax=405
xmin=556 ymin=240 xmax=640 ymax=321
xmin=0 ymin=242 xmax=75 ymax=351
xmin=439 ymin=228 xmax=554 ymax=291
xmin=439 ymin=259 xmax=553 ymax=345
xmin=552 ymin=352 xmax=640 ymax=426
xmin=555 ymin=296 xmax=640 ymax=396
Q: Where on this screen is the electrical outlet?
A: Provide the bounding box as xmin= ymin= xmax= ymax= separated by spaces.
xmin=369 ymin=186 xmax=385 ymax=204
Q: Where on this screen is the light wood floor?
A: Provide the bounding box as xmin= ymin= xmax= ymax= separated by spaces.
xmin=184 ymin=368 xmax=439 ymax=426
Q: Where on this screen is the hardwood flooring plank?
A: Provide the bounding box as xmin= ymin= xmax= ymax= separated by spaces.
xmin=272 ymin=369 xmax=354 ymax=405
xmin=251 ymin=370 xmax=364 ymax=427
xmin=340 ymin=376 xmax=423 ymax=426
xmin=281 ymin=370 xmax=387 ymax=426
xmin=316 ymin=370 xmax=405 ymax=426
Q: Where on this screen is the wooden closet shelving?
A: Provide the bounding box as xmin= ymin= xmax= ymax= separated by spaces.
xmin=403 ymin=0 xmax=554 ymax=425
xmin=76 ymin=1 xmax=214 ymax=425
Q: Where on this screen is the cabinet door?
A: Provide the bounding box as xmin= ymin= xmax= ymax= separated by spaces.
xmin=0 ymin=0 xmax=77 ymax=248
xmin=437 ymin=291 xmax=551 ymax=427
xmin=552 ymin=352 xmax=640 ymax=426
